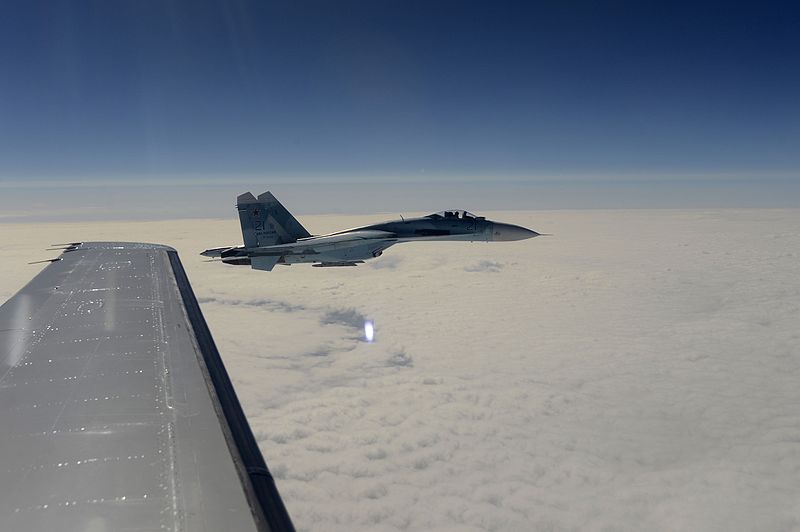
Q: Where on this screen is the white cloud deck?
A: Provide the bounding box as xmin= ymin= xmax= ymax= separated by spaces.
xmin=1 ymin=209 xmax=799 ymax=531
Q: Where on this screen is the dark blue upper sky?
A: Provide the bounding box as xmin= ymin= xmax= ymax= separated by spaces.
xmin=1 ymin=0 xmax=798 ymax=184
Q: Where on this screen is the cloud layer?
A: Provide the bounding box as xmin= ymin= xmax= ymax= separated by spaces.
xmin=2 ymin=209 xmax=799 ymax=531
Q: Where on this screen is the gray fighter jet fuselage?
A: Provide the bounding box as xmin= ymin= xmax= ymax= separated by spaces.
xmin=201 ymin=191 xmax=541 ymax=271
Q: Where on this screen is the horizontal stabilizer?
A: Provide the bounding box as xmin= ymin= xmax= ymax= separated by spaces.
xmin=251 ymin=255 xmax=281 ymax=271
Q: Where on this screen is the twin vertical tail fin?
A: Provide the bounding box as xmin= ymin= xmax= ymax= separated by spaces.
xmin=237 ymin=191 xmax=311 ymax=248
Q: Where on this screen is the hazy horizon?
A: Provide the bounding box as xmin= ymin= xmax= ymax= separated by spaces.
xmin=1 ymin=178 xmax=797 ymax=224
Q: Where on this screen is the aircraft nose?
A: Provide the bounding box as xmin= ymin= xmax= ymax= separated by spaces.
xmin=491 ymin=223 xmax=540 ymax=241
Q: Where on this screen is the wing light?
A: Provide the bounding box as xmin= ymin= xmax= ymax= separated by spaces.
xmin=364 ymin=320 xmax=375 ymax=342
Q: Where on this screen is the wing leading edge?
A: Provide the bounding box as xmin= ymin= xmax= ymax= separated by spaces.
xmin=0 ymin=242 xmax=294 ymax=532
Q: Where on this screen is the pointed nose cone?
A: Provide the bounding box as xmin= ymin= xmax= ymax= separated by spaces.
xmin=491 ymin=223 xmax=540 ymax=241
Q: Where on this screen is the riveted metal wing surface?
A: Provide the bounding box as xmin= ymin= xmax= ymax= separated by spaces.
xmin=0 ymin=242 xmax=294 ymax=532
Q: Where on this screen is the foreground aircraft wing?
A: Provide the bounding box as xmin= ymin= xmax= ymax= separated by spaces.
xmin=0 ymin=242 xmax=294 ymax=532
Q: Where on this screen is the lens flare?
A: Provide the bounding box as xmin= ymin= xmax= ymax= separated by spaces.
xmin=364 ymin=320 xmax=375 ymax=342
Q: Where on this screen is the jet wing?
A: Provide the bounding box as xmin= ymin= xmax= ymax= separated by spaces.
xmin=252 ymin=230 xmax=398 ymax=256
xmin=295 ymin=229 xmax=397 ymax=243
xmin=0 ymin=242 xmax=294 ymax=532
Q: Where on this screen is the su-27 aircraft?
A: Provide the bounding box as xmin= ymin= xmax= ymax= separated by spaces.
xmin=201 ymin=191 xmax=541 ymax=270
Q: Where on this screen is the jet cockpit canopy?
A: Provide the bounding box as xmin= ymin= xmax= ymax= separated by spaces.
xmin=426 ymin=210 xmax=484 ymax=220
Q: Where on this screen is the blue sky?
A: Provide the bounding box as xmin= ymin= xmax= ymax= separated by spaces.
xmin=0 ymin=1 xmax=798 ymax=211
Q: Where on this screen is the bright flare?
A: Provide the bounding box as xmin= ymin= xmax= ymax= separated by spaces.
xmin=364 ymin=320 xmax=375 ymax=342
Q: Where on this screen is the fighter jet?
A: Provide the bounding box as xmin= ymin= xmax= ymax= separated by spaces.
xmin=201 ymin=191 xmax=541 ymax=270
